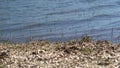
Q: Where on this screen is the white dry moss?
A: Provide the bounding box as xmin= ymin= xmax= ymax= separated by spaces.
xmin=0 ymin=40 xmax=120 ymax=68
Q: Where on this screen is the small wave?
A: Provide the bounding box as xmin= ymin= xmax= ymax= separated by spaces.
xmin=88 ymin=4 xmax=117 ymax=10
xmin=45 ymin=4 xmax=117 ymax=16
xmin=79 ymin=0 xmax=97 ymax=3
xmin=92 ymin=14 xmax=120 ymax=20
xmin=42 ymin=13 xmax=120 ymax=28
xmin=116 ymin=1 xmax=120 ymax=5
xmin=107 ymin=20 xmax=120 ymax=25
xmin=45 ymin=8 xmax=85 ymax=15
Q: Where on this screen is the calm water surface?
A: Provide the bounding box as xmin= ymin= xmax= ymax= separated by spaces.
xmin=1 ymin=0 xmax=120 ymax=43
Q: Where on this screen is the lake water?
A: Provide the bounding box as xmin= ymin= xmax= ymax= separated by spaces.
xmin=1 ymin=0 xmax=120 ymax=43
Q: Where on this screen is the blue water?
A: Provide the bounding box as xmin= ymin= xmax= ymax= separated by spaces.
xmin=1 ymin=0 xmax=120 ymax=43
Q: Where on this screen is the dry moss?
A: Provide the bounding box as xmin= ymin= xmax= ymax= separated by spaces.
xmin=0 ymin=63 xmax=3 ymax=68
xmin=80 ymin=35 xmax=92 ymax=43
xmin=0 ymin=39 xmax=119 ymax=68
xmin=80 ymin=47 xmax=93 ymax=55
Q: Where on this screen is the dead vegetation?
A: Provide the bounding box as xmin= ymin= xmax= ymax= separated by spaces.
xmin=0 ymin=37 xmax=120 ymax=68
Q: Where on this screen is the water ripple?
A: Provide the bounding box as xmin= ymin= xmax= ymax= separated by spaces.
xmin=1 ymin=0 xmax=120 ymax=43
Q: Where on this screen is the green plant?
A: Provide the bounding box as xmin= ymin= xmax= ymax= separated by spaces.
xmin=0 ymin=39 xmax=12 ymax=44
xmin=80 ymin=35 xmax=92 ymax=43
xmin=80 ymin=47 xmax=93 ymax=55
xmin=67 ymin=40 xmax=77 ymax=45
xmin=0 ymin=63 xmax=3 ymax=68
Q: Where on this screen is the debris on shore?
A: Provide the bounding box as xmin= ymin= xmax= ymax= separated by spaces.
xmin=0 ymin=38 xmax=120 ymax=68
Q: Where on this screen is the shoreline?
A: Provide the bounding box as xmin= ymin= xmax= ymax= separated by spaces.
xmin=0 ymin=37 xmax=120 ymax=68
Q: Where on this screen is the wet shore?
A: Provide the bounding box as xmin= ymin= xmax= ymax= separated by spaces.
xmin=0 ymin=37 xmax=120 ymax=68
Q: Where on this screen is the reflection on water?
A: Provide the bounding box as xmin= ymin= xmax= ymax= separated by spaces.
xmin=0 ymin=0 xmax=120 ymax=43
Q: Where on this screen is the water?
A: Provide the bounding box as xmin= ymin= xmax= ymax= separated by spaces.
xmin=1 ymin=0 xmax=120 ymax=43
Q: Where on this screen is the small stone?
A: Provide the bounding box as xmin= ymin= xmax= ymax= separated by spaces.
xmin=118 ymin=63 xmax=120 ymax=66
xmin=0 ymin=51 xmax=8 ymax=57
xmin=98 ymin=62 xmax=110 ymax=66
xmin=69 ymin=46 xmax=79 ymax=50
xmin=118 ymin=66 xmax=120 ymax=68
xmin=37 ymin=58 xmax=43 ymax=61
xmin=64 ymin=49 xmax=71 ymax=54
xmin=31 ymin=52 xmax=37 ymax=55
xmin=98 ymin=60 xmax=110 ymax=66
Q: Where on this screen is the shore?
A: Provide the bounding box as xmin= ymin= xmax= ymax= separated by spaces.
xmin=0 ymin=37 xmax=120 ymax=68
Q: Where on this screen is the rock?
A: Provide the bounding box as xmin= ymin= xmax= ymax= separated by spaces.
xmin=98 ymin=62 xmax=110 ymax=66
xmin=97 ymin=58 xmax=110 ymax=66
xmin=0 ymin=51 xmax=8 ymax=59
xmin=69 ymin=46 xmax=79 ymax=50
xmin=117 ymin=65 xmax=120 ymax=68
xmin=37 ymin=58 xmax=43 ymax=61
xmin=64 ymin=49 xmax=71 ymax=54
xmin=0 ymin=52 xmax=7 ymax=56
xmin=31 ymin=51 xmax=37 ymax=55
